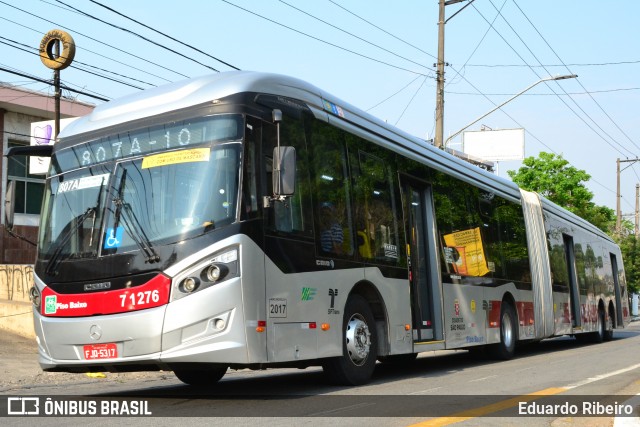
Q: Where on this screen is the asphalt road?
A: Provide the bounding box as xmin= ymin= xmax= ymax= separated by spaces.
xmin=2 ymin=321 xmax=640 ymax=426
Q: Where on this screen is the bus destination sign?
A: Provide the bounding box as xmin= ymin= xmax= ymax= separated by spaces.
xmin=52 ymin=115 xmax=241 ymax=173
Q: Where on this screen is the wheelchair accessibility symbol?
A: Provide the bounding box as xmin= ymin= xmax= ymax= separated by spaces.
xmin=104 ymin=226 xmax=124 ymax=249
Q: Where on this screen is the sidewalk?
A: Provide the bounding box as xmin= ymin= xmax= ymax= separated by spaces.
xmin=0 ymin=329 xmax=168 ymax=392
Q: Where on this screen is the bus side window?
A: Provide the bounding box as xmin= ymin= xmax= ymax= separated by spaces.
xmin=308 ymin=120 xmax=354 ymax=256
xmin=352 ymin=149 xmax=400 ymax=262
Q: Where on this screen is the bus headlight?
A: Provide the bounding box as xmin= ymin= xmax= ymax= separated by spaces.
xmin=29 ymin=286 xmax=41 ymax=310
xmin=171 ymin=246 xmax=239 ymax=301
xmin=206 ymin=265 xmax=221 ymax=282
xmin=181 ymin=277 xmax=199 ymax=293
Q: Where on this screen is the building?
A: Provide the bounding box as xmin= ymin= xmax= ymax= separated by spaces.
xmin=0 ymin=83 xmax=94 ymax=336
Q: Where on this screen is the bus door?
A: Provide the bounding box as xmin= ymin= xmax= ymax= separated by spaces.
xmin=403 ymin=178 xmax=444 ymax=342
xmin=610 ymin=253 xmax=624 ymax=327
xmin=563 ymin=234 xmax=582 ymax=329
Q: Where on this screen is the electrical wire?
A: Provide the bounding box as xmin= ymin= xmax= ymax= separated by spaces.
xmin=327 ymin=0 xmax=437 ymax=60
xmin=53 ymin=0 xmax=220 ymax=72
xmin=279 ymin=0 xmax=431 ymax=71
xmin=366 ymin=75 xmax=424 ymax=111
xmin=511 ymin=0 xmax=640 ymax=154
xmin=447 ymin=87 xmax=640 ymax=96
xmin=465 ymin=60 xmax=640 ymax=68
xmin=0 ymin=65 xmax=109 ymax=101
xmin=88 ymin=0 xmax=240 ymax=71
xmin=0 ymin=35 xmax=152 ymax=90
xmin=0 ymin=1 xmax=190 ymax=79
xmin=395 ymin=76 xmax=428 ymax=126
xmin=473 ymin=1 xmax=634 ymax=158
xmin=220 ymin=0 xmax=428 ymax=76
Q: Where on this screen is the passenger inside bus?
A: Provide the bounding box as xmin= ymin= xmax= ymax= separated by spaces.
xmin=319 ymin=202 xmax=344 ymax=254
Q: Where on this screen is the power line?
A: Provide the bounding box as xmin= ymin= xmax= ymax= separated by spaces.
xmin=465 ymin=60 xmax=640 ymax=68
xmin=366 ymin=75 xmax=424 ymax=111
xmin=0 ymin=65 xmax=109 ymax=101
xmin=220 ymin=0 xmax=429 ymax=77
xmin=327 ymin=0 xmax=436 ymax=60
xmin=0 ymin=35 xmax=152 ymax=90
xmin=0 ymin=1 xmax=190 ymax=79
xmin=511 ymin=0 xmax=640 ymax=154
xmin=53 ymin=0 xmax=220 ymax=73
xmin=88 ymin=0 xmax=240 ymax=71
xmin=445 ymin=0 xmax=507 ymax=88
xmin=395 ymin=76 xmax=428 ymax=126
xmin=447 ymin=87 xmax=640 ymax=96
xmin=483 ymin=0 xmax=635 ymax=159
xmin=473 ymin=1 xmax=633 ymax=158
xmin=444 ymin=2 xmax=618 ymax=196
xmin=278 ymin=0 xmax=431 ymax=71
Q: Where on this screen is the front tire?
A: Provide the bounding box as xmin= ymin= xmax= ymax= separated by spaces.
xmin=323 ymin=295 xmax=377 ymax=385
xmin=173 ymin=366 xmax=227 ymax=386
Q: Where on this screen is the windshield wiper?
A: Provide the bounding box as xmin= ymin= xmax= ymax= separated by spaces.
xmin=45 ymin=207 xmax=97 ymax=276
xmin=113 ymin=170 xmax=160 ymax=264
xmin=45 ymin=176 xmax=107 ymax=276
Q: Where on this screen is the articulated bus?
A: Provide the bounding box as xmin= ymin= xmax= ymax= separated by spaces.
xmin=9 ymin=72 xmax=630 ymax=386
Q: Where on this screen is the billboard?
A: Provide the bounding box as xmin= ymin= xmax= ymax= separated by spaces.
xmin=462 ymin=128 xmax=525 ymax=162
xmin=30 ymin=117 xmax=78 ymax=174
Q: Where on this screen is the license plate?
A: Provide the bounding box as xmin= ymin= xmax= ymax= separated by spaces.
xmin=83 ymin=343 xmax=117 ymax=360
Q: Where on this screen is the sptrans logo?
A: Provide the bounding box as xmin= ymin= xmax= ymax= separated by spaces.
xmin=44 ymin=295 xmax=57 ymax=314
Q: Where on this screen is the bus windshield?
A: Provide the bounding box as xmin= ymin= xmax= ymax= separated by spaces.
xmin=38 ymin=115 xmax=244 ymax=266
xmin=103 ymin=143 xmax=240 ymax=255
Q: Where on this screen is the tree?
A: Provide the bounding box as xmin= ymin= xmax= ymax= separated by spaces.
xmin=507 ymin=152 xmax=615 ymax=233
xmin=618 ymin=234 xmax=640 ymax=294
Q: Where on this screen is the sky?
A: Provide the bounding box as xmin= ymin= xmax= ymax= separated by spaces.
xmin=1 ymin=0 xmax=639 ymax=216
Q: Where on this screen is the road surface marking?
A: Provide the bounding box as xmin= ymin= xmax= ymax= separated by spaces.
xmin=407 ymin=362 xmax=640 ymax=426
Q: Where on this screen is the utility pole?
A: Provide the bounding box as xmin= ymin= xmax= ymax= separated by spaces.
xmin=433 ymin=0 xmax=474 ymax=149
xmin=635 ymin=184 xmax=640 ymax=239
xmin=616 ymin=157 xmax=640 ymax=235
xmin=434 ymin=0 xmax=446 ymax=149
xmin=617 ymin=158 xmax=621 ymax=233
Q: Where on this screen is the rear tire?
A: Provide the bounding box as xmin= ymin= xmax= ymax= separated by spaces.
xmin=323 ymin=295 xmax=377 ymax=385
xmin=173 ymin=366 xmax=227 ymax=386
xmin=590 ymin=308 xmax=606 ymax=343
xmin=489 ymin=302 xmax=517 ymax=360
xmin=603 ymin=307 xmax=614 ymax=342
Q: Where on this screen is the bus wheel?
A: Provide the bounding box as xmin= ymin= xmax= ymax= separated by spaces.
xmin=323 ymin=295 xmax=377 ymax=385
xmin=603 ymin=307 xmax=614 ymax=342
xmin=590 ymin=308 xmax=606 ymax=343
xmin=490 ymin=302 xmax=517 ymax=360
xmin=173 ymin=366 xmax=227 ymax=386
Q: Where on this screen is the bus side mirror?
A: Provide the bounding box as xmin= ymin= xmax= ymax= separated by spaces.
xmin=272 ymin=146 xmax=296 ymax=197
xmin=5 ymin=180 xmax=16 ymax=231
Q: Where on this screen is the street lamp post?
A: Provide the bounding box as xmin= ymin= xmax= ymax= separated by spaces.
xmin=443 ymin=74 xmax=578 ymax=150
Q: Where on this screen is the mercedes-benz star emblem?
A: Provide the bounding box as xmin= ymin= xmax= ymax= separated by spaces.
xmin=89 ymin=325 xmax=102 ymax=341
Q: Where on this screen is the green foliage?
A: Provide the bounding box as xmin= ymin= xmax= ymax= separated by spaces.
xmin=507 ymin=152 xmax=615 ymax=233
xmin=617 ymin=234 xmax=640 ymax=294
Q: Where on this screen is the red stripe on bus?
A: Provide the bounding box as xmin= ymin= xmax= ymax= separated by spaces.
xmin=41 ymin=273 xmax=171 ymax=317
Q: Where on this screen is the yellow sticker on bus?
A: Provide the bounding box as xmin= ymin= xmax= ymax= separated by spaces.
xmin=141 ymin=148 xmax=210 ymax=169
